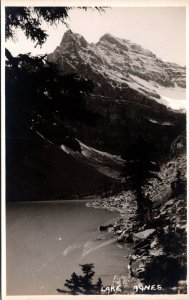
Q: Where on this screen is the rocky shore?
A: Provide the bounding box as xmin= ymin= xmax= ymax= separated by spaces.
xmin=86 ymin=154 xmax=187 ymax=294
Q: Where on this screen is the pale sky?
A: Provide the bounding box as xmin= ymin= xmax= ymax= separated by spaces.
xmin=6 ymin=7 xmax=186 ymax=66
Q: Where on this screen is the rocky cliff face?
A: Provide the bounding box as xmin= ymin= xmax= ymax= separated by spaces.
xmin=48 ymin=30 xmax=186 ymax=160
xmin=87 ymin=152 xmax=187 ymax=294
xmin=48 ymin=31 xmax=186 ymax=91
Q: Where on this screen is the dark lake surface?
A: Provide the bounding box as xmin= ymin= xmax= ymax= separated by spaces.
xmin=7 ymin=200 xmax=131 ymax=295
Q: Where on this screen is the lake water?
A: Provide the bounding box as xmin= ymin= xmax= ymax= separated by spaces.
xmin=6 ymin=200 xmax=131 ymax=295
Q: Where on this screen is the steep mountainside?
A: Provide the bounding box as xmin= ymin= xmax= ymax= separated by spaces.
xmin=48 ymin=31 xmax=186 ymax=160
xmin=48 ymin=31 xmax=186 ymax=92
xmin=7 ymin=31 xmax=186 ymax=201
xmin=6 ymin=131 xmax=119 ymax=202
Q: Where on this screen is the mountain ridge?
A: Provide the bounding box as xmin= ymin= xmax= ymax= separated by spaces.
xmin=48 ymin=30 xmax=186 ymax=94
xmin=47 ymin=30 xmax=186 ymax=159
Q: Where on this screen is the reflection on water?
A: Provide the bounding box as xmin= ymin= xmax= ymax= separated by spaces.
xmin=7 ymin=200 xmax=130 ymax=295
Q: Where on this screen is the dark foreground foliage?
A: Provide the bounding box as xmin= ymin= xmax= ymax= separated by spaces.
xmin=57 ymin=264 xmax=103 ymax=295
xmin=6 ymin=7 xmax=104 ymax=46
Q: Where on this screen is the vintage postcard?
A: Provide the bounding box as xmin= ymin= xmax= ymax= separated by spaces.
xmin=1 ymin=0 xmax=188 ymax=299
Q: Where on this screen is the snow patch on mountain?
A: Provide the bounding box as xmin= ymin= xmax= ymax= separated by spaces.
xmin=60 ymin=145 xmax=71 ymax=155
xmin=153 ymin=86 xmax=186 ymax=112
xmin=78 ymin=140 xmax=124 ymax=164
xmin=60 ymin=139 xmax=125 ymax=178
xmin=129 ymin=74 xmax=158 ymax=91
xmin=149 ymin=119 xmax=173 ymax=126
xmin=158 ymin=96 xmax=186 ymax=112
xmin=128 ymin=74 xmax=160 ymax=99
xmin=129 ymin=74 xmax=186 ymax=111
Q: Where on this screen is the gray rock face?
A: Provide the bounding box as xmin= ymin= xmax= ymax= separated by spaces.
xmin=87 ymin=151 xmax=186 ymax=293
xmin=48 ymin=31 xmax=186 ymax=159
xmin=48 ymin=30 xmax=186 ymax=91
xmin=133 ymin=229 xmax=156 ymax=241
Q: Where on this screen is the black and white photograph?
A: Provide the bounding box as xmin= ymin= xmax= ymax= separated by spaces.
xmin=1 ymin=0 xmax=188 ymax=298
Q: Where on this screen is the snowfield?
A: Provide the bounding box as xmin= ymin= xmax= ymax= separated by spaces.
xmin=159 ymin=96 xmax=186 ymax=112
xmin=78 ymin=140 xmax=124 ymax=163
xmin=60 ymin=139 xmax=125 ymax=179
xmin=129 ymin=74 xmax=186 ymax=112
xmin=156 ymin=86 xmax=186 ymax=112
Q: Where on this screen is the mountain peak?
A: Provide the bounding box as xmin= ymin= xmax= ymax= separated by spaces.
xmin=100 ymin=33 xmax=115 ymax=40
xmin=49 ymin=30 xmax=185 ymax=90
xmin=99 ymin=33 xmax=122 ymax=44
xmin=61 ymin=30 xmax=88 ymax=47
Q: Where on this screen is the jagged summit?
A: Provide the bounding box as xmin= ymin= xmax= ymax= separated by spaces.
xmin=48 ymin=30 xmax=186 ymax=108
xmin=61 ymin=30 xmax=88 ymax=47
xmin=99 ymin=32 xmax=130 ymax=45
xmin=99 ymin=33 xmax=117 ymax=41
xmin=98 ymin=32 xmax=157 ymax=58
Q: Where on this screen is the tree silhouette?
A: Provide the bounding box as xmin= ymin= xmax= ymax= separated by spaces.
xmin=5 ymin=7 xmax=102 ymax=201
xmin=6 ymin=7 xmax=104 ymax=47
xmin=5 ymin=8 xmax=100 ymax=147
xmin=5 ymin=52 xmax=95 ymax=158
xmin=170 ymin=170 xmax=185 ymax=198
xmin=64 ymin=272 xmax=82 ymax=295
xmin=122 ymin=137 xmax=161 ymax=221
xmin=57 ymin=263 xmax=103 ymax=295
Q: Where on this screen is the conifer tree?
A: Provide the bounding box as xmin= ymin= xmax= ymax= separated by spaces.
xmin=57 ymin=264 xmax=103 ymax=295
xmin=122 ymin=137 xmax=161 ymax=221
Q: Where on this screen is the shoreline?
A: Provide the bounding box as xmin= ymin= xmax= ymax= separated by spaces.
xmin=6 ymin=197 xmax=100 ymax=205
xmin=5 ymin=153 xmax=187 ymax=295
xmin=86 ymin=153 xmax=187 ymax=295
